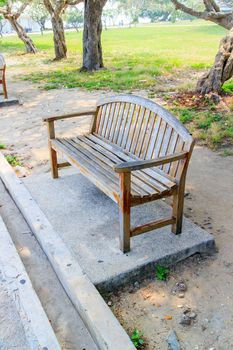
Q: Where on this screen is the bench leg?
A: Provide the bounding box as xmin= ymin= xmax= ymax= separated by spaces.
xmin=172 ymin=184 xmax=185 ymax=235
xmin=47 ymin=121 xmax=58 ymax=179
xmin=2 ymin=71 xmax=7 ymax=99
xmin=119 ymin=172 xmax=131 ymax=253
xmin=49 ymin=145 xmax=58 ymax=179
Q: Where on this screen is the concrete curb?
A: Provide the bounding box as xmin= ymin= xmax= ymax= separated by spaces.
xmin=0 ymin=215 xmax=61 ymax=350
xmin=0 ymin=152 xmax=136 ymax=350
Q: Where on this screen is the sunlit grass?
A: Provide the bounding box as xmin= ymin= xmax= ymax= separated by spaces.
xmin=0 ymin=21 xmax=227 ymax=91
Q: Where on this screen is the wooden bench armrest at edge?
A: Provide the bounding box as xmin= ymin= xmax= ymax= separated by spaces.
xmin=113 ymin=151 xmax=189 ymax=173
xmin=43 ymin=108 xmax=97 ymax=123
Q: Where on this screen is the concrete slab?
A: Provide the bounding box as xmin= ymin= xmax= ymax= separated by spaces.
xmin=0 ymin=96 xmax=19 ymax=107
xmin=0 ymin=215 xmax=61 ymax=350
xmin=24 ymin=169 xmax=215 ymax=291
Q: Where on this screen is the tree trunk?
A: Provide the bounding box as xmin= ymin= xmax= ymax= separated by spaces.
xmin=196 ymin=28 xmax=233 ymax=95
xmin=7 ymin=16 xmax=37 ymax=53
xmin=51 ymin=15 xmax=67 ymax=60
xmin=81 ymin=0 xmax=105 ymax=71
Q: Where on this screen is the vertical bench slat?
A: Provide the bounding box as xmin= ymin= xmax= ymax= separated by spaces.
xmin=97 ymin=104 xmax=107 ymax=134
xmin=125 ymin=105 xmax=141 ymax=152
xmin=152 ymin=120 xmax=167 ymax=160
xmin=145 ymin=116 xmax=161 ymax=159
xmin=112 ymin=103 xmax=125 ymax=144
xmin=135 ymin=109 xmax=151 ymax=157
xmin=121 ymin=104 xmax=136 ymax=149
xmin=109 ymin=102 xmax=120 ymax=142
xmin=105 ymin=103 xmax=116 ymax=139
xmin=118 ymin=103 xmax=131 ymax=147
xmin=130 ymin=107 xmax=146 ymax=155
xmin=102 ymin=103 xmax=112 ymax=137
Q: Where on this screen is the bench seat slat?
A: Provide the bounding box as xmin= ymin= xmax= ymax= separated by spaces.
xmin=75 ymin=136 xmax=162 ymax=195
xmin=52 ymin=135 xmax=178 ymax=202
xmin=79 ymin=135 xmax=170 ymax=193
xmin=88 ymin=134 xmax=177 ymax=190
xmin=66 ymin=138 xmax=151 ymax=196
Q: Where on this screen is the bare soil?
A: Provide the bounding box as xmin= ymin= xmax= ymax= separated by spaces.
xmin=1 ymin=73 xmax=233 ymax=350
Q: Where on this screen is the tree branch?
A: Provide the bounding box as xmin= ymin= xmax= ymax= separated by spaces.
xmin=15 ymin=0 xmax=33 ymax=19
xmin=66 ymin=0 xmax=83 ymax=5
xmin=43 ymin=0 xmax=55 ymax=15
xmin=171 ymin=0 xmax=233 ymax=29
xmin=0 ymin=8 xmax=7 ymax=15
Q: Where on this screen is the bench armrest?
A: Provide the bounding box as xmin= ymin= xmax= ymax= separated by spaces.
xmin=113 ymin=151 xmax=188 ymax=173
xmin=43 ymin=107 xmax=97 ymax=123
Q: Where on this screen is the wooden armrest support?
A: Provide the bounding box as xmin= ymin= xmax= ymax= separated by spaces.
xmin=113 ymin=151 xmax=188 ymax=173
xmin=43 ymin=108 xmax=97 ymax=123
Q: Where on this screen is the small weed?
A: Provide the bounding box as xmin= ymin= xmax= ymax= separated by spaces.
xmin=222 ymin=81 xmax=233 ymax=94
xmin=5 ymin=155 xmax=21 ymax=166
xmin=155 ymin=264 xmax=170 ymax=281
xmin=220 ymin=149 xmax=233 ymax=157
xmin=178 ymin=108 xmax=194 ymax=124
xmin=0 ymin=143 xmax=6 ymax=149
xmin=131 ymin=329 xmax=144 ymax=348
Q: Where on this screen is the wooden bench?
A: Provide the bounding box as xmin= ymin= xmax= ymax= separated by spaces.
xmin=43 ymin=95 xmax=195 ymax=253
xmin=0 ymin=54 xmax=7 ymax=99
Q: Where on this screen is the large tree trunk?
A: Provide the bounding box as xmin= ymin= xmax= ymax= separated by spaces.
xmin=196 ymin=29 xmax=233 ymax=95
xmin=7 ymin=16 xmax=37 ymax=53
xmin=51 ymin=15 xmax=67 ymax=60
xmin=81 ymin=0 xmax=105 ymax=71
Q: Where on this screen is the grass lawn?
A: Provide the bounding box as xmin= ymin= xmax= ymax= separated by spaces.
xmin=1 ymin=20 xmax=230 ymax=91
xmin=1 ymin=21 xmax=233 ymax=150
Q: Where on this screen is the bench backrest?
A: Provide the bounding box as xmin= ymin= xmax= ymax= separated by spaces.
xmin=94 ymin=95 xmax=194 ymax=181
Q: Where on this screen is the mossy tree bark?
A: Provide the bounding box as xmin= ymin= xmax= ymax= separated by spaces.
xmin=196 ymin=28 xmax=233 ymax=94
xmin=171 ymin=0 xmax=233 ymax=94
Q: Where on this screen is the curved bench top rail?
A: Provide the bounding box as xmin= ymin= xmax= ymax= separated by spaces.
xmin=96 ymin=94 xmax=193 ymax=144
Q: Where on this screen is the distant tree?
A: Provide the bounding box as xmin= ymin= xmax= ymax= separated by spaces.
xmin=171 ymin=0 xmax=233 ymax=94
xmin=65 ymin=7 xmax=83 ymax=31
xmin=0 ymin=0 xmax=37 ymax=53
xmin=102 ymin=9 xmax=118 ymax=29
xmin=139 ymin=0 xmax=196 ymax=23
xmin=118 ymin=0 xmax=141 ymax=26
xmin=0 ymin=14 xmax=6 ymax=36
xmin=43 ymin=0 xmax=82 ymax=60
xmin=29 ymin=0 xmax=49 ymax=35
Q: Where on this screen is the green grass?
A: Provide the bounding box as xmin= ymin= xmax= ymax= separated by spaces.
xmin=155 ymin=264 xmax=170 ymax=281
xmin=0 ymin=143 xmax=6 ymax=149
xmin=172 ymin=106 xmax=233 ymax=148
xmin=5 ymin=155 xmax=21 ymax=166
xmin=0 ymin=21 xmax=227 ymax=91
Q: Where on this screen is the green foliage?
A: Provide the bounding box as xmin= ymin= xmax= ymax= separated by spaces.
xmin=65 ymin=7 xmax=83 ymax=31
xmin=173 ymin=106 xmax=233 ymax=148
xmin=155 ymin=264 xmax=170 ymax=281
xmin=178 ymin=108 xmax=194 ymax=123
xmin=5 ymin=155 xmax=21 ymax=166
xmin=221 ymin=149 xmax=233 ymax=157
xmin=131 ymin=329 xmax=144 ymax=348
xmin=222 ymin=80 xmax=233 ymax=94
xmin=0 ymin=143 xmax=6 ymax=149
xmin=28 ymin=0 xmax=49 ymax=34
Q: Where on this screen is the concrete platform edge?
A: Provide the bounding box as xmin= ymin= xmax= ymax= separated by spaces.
xmin=0 ymin=152 xmax=136 ymax=350
xmin=0 ymin=215 xmax=61 ymax=350
xmin=96 ymin=239 xmax=215 ymax=293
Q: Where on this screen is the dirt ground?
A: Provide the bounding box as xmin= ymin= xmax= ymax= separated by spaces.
xmin=1 ymin=71 xmax=233 ymax=350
